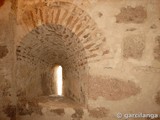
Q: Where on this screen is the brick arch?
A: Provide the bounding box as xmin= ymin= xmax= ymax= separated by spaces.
xmin=16 ymin=24 xmax=89 ymax=103
xmin=18 ymin=1 xmax=105 ymax=63
xmin=15 ymin=1 xmax=106 ymax=104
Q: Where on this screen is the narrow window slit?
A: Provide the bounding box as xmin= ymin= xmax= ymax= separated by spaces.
xmin=52 ymin=65 xmax=63 ymax=96
xmin=57 ymin=65 xmax=63 ymax=96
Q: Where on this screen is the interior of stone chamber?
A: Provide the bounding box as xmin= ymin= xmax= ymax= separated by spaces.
xmin=16 ymin=24 xmax=88 ymax=104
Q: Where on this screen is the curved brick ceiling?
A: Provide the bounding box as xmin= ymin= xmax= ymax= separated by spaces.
xmin=15 ymin=1 xmax=106 ymax=102
xmin=16 ymin=24 xmax=87 ymax=69
xmin=16 ymin=1 xmax=105 ymax=64
xmin=16 ymin=24 xmax=90 ymax=103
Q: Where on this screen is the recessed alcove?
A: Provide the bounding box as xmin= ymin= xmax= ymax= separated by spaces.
xmin=16 ymin=24 xmax=88 ymax=106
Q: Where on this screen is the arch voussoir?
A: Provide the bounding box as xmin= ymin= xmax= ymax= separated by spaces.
xmin=18 ymin=1 xmax=105 ymax=63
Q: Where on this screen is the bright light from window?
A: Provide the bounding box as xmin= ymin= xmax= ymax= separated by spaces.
xmin=57 ymin=66 xmax=62 ymax=96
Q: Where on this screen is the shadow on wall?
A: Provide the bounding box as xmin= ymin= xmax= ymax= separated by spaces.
xmin=41 ymin=72 xmax=52 ymax=96
xmin=0 ymin=45 xmax=8 ymax=59
xmin=0 ymin=0 xmax=5 ymax=7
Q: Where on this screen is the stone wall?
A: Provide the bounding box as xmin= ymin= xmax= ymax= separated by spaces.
xmin=0 ymin=0 xmax=160 ymax=120
xmin=0 ymin=0 xmax=16 ymax=119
